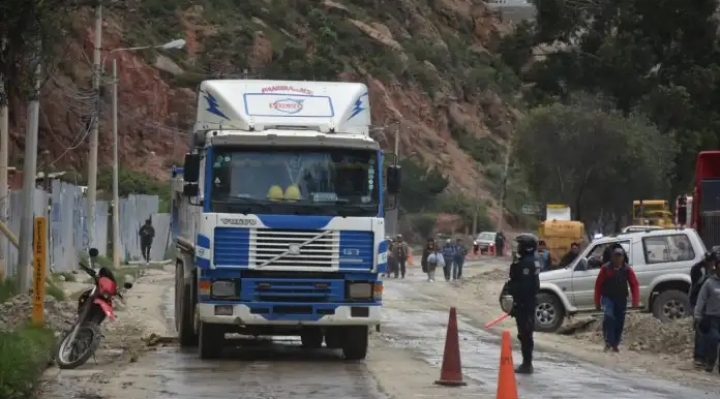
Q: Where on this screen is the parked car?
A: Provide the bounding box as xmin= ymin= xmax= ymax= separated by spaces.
xmin=500 ymin=228 xmax=704 ymax=332
xmin=474 ymin=231 xmax=497 ymax=254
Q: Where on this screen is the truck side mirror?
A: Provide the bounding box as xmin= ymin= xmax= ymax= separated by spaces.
xmin=386 ymin=165 xmax=401 ymax=194
xmin=183 ymin=153 xmax=201 ymax=183
xmin=183 ymin=184 xmax=199 ymax=197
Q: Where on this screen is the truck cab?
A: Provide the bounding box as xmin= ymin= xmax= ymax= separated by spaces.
xmin=171 ymin=79 xmax=400 ymax=359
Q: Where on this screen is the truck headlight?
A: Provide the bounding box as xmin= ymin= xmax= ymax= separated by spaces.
xmin=211 ymin=280 xmax=237 ymax=297
xmin=348 ymin=282 xmax=372 ymax=299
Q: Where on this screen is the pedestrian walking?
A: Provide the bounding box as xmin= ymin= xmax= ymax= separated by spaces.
xmin=393 ymin=234 xmax=409 ymax=278
xmin=694 ymin=260 xmax=720 ymax=373
xmin=535 ymin=240 xmax=552 ymax=271
xmin=559 ymin=242 xmax=581 ymax=268
xmin=384 ymin=236 xmax=395 ymax=278
xmin=507 ymin=234 xmax=540 ymax=374
xmin=421 ymin=238 xmax=442 ymax=282
xmin=453 ymin=238 xmax=467 ymax=279
xmin=139 ymin=218 xmax=155 ymax=265
xmin=690 ymin=251 xmax=717 ymax=367
xmin=495 ymin=231 xmax=505 ymax=257
xmin=594 ymin=243 xmax=640 ymax=352
xmin=441 ymin=239 xmax=456 ymax=281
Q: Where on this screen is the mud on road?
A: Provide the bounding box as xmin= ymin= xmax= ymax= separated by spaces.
xmin=37 ymin=268 xmax=461 ymax=399
xmin=38 ymin=262 xmax=720 ymax=399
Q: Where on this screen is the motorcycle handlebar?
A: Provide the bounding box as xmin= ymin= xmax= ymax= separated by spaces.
xmin=78 ymin=262 xmax=96 ymax=278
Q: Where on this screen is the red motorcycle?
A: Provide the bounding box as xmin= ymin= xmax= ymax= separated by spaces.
xmin=55 ymin=248 xmax=133 ymax=369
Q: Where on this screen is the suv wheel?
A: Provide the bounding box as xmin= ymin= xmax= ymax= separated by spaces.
xmin=534 ymin=293 xmax=565 ymax=333
xmin=652 ymin=289 xmax=690 ymax=323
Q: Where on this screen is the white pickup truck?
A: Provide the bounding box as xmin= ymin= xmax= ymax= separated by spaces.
xmin=501 ymin=228 xmax=705 ymax=332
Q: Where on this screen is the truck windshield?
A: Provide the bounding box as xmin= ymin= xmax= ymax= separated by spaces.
xmin=210 ymin=148 xmax=379 ymax=216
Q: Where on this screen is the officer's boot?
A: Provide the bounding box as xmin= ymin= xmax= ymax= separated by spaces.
xmin=514 ymin=349 xmax=534 ymax=374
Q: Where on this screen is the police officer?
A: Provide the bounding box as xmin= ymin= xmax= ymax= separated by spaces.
xmin=507 ymin=234 xmax=540 ymax=374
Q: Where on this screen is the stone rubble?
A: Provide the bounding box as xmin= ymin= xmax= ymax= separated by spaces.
xmin=0 ymin=294 xmax=76 ymax=333
xmin=559 ymin=313 xmax=695 ymax=358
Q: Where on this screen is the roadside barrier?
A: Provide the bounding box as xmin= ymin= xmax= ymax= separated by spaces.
xmin=434 ymin=307 xmax=466 ymax=386
xmin=496 ymin=330 xmax=519 ymax=399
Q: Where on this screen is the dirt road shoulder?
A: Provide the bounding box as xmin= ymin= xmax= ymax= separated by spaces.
xmin=399 ymin=259 xmax=720 ymax=387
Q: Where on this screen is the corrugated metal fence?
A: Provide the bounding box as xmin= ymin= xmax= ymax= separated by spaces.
xmin=0 ymin=180 xmax=170 ymax=276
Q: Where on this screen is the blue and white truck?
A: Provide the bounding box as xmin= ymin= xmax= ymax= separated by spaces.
xmin=170 ymin=79 xmax=400 ymax=359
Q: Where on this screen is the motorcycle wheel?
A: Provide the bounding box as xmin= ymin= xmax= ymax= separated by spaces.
xmin=55 ymin=323 xmax=102 ymax=369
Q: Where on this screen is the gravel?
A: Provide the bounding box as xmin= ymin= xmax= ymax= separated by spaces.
xmin=560 ymin=313 xmax=695 ymax=358
xmin=0 ymin=294 xmax=76 ymax=333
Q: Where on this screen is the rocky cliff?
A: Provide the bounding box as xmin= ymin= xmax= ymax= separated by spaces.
xmin=7 ymin=0 xmax=518 ymax=213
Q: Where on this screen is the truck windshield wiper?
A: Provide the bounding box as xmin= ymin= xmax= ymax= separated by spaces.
xmin=335 ymin=203 xmax=377 ymax=217
xmin=212 ymin=198 xmax=273 ymax=214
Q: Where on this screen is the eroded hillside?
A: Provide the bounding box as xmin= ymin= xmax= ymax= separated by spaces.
xmin=8 ymin=0 xmax=520 ymax=214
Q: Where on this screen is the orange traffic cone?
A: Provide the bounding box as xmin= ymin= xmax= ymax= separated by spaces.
xmin=407 ymin=249 xmax=414 ymax=266
xmin=435 ymin=307 xmax=466 ymax=386
xmin=496 ymin=331 xmax=519 ymax=399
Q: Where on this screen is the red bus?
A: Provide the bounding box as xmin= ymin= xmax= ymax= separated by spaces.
xmin=691 ymin=151 xmax=720 ymax=248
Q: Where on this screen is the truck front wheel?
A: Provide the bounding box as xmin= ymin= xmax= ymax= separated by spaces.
xmin=198 ymin=322 xmax=223 ymax=359
xmin=177 ymin=278 xmax=198 ymax=347
xmin=300 ymin=328 xmax=323 ymax=349
xmin=341 ymin=326 xmax=368 ymax=360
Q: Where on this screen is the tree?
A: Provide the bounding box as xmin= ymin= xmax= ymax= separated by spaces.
xmin=0 ymin=0 xmax=90 ymax=103
xmin=513 ymin=94 xmax=675 ymax=225
xmin=397 ymin=158 xmax=449 ymax=213
xmin=507 ymin=0 xmax=720 ymax=194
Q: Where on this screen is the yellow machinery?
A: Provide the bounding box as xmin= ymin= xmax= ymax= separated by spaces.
xmin=632 ymin=200 xmax=674 ymax=227
xmin=538 ymin=220 xmax=585 ymax=267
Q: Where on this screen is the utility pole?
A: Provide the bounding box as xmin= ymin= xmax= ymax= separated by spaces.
xmin=497 ymin=137 xmax=513 ymax=233
xmin=111 ymin=59 xmax=120 ymax=268
xmin=388 ymin=125 xmax=400 ymax=236
xmin=17 ymin=48 xmax=42 ymax=292
xmin=0 ymin=61 xmax=7 ymax=280
xmin=87 ymin=4 xmax=103 ymax=250
xmin=472 ymin=182 xmax=479 ymax=236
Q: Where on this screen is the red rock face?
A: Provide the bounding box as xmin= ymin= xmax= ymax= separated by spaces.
xmin=5 ymin=1 xmax=516 ymax=225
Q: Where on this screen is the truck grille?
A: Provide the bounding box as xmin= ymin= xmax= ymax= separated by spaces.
xmin=251 ymin=229 xmax=339 ymax=268
xmin=240 ymin=278 xmax=344 ymax=302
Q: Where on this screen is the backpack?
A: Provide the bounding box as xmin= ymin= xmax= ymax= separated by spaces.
xmin=397 ymin=243 xmax=407 ymax=259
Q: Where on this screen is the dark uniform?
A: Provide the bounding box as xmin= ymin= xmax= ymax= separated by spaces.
xmin=507 ymin=234 xmax=540 ymax=374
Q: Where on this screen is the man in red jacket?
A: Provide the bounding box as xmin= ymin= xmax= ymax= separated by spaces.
xmin=594 ymin=243 xmax=640 ymax=352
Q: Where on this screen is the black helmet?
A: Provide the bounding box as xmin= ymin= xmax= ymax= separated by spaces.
xmin=515 ymin=234 xmax=538 ymax=255
xmin=704 ymin=251 xmax=717 ymax=262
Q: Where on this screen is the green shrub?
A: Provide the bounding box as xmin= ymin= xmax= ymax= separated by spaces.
xmin=0 ymin=325 xmax=55 ymax=399
xmin=406 ymin=213 xmax=439 ymax=240
xmin=45 ymin=284 xmax=65 ymax=301
xmin=0 ymin=279 xmax=17 ymax=303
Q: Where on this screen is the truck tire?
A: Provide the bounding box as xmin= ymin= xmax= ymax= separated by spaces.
xmin=652 ymin=289 xmax=690 ymax=323
xmin=198 ymin=322 xmax=223 ymax=359
xmin=177 ymin=273 xmax=198 ymax=347
xmin=341 ymin=326 xmax=368 ymax=360
xmin=324 ymin=329 xmax=342 ymax=349
xmin=300 ymin=328 xmax=323 ymax=349
xmin=534 ymin=293 xmax=566 ymax=333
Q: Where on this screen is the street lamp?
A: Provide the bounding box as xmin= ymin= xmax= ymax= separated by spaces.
xmin=103 ymin=38 xmax=186 ymax=269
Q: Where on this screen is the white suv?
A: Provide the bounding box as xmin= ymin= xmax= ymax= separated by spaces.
xmin=501 ymin=228 xmax=705 ymax=332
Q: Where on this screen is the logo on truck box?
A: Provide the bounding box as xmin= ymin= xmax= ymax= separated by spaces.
xmin=270 ymin=98 xmax=305 ymax=114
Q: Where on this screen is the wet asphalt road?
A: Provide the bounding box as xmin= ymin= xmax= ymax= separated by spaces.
xmin=383 ymin=263 xmax=719 ymax=398
xmin=45 ymin=261 xmax=719 ymax=399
